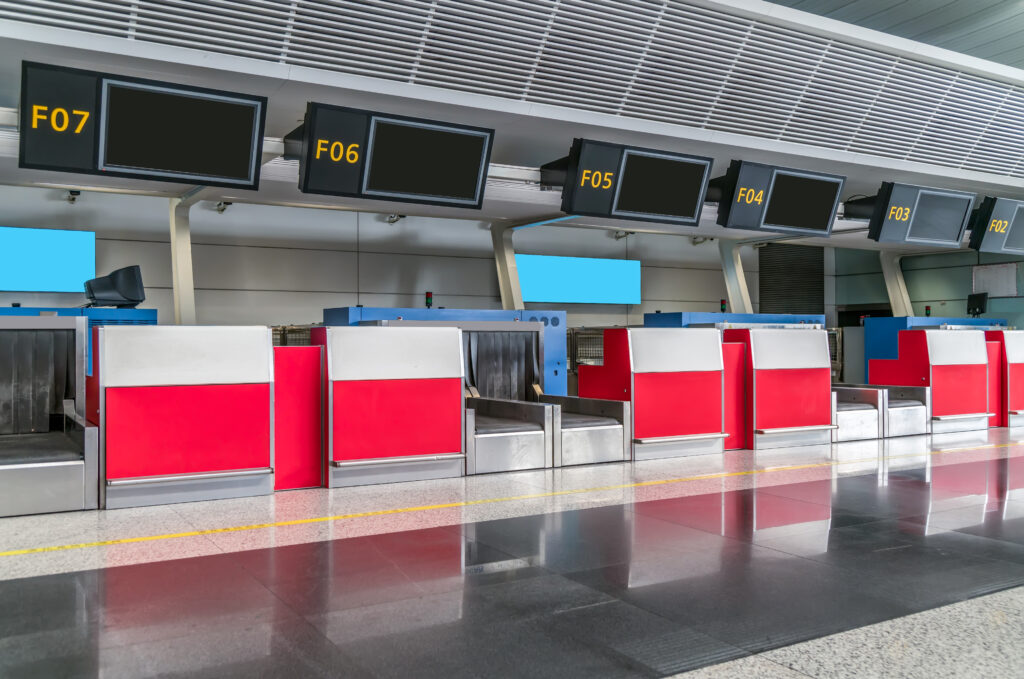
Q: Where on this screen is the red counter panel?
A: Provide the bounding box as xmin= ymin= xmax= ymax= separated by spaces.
xmin=754 ymin=368 xmax=832 ymax=430
xmin=332 ymin=377 xmax=462 ymax=462
xmin=633 ymin=370 xmax=722 ymax=440
xmin=931 ymin=363 xmax=987 ymax=418
xmin=105 ymin=383 xmax=271 ymax=479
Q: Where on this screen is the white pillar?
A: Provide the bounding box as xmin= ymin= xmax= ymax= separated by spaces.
xmin=879 ymin=251 xmax=913 ymax=317
xmin=491 ymin=223 xmax=525 ymax=311
xmin=168 ymin=187 xmax=206 ymax=325
xmin=719 ymin=239 xmax=754 ymax=314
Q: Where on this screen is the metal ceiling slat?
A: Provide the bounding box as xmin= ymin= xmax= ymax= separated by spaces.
xmin=7 ymin=0 xmax=1024 ymax=179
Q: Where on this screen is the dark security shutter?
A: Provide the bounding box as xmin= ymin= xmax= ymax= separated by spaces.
xmin=758 ymin=244 xmax=824 ymax=314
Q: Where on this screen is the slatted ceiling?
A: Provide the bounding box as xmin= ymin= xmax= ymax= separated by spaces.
xmin=7 ymin=1 xmax=1024 ymax=179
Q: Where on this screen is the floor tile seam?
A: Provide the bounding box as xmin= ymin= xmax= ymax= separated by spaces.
xmin=1 ymin=443 xmax=1017 ymax=559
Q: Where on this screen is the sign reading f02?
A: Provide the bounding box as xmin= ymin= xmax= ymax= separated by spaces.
xmin=295 ymin=102 xmax=494 ymax=209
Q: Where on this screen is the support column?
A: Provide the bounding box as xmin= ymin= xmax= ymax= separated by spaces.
xmin=168 ymin=186 xmax=207 ymax=325
xmin=879 ymin=251 xmax=913 ymax=317
xmin=719 ymin=239 xmax=754 ymax=314
xmin=491 ymin=223 xmax=524 ymax=311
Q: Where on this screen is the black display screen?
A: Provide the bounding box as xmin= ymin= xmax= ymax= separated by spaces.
xmin=1002 ymin=205 xmax=1024 ymax=252
xmin=908 ymin=191 xmax=974 ymax=243
xmin=762 ymin=172 xmax=842 ymax=232
xmin=101 ymin=82 xmax=260 ymax=183
xmin=613 ymin=151 xmax=708 ymax=219
xmin=363 ymin=120 xmax=489 ymax=203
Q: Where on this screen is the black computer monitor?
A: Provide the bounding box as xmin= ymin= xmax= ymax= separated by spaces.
xmin=967 ymin=292 xmax=988 ymax=318
xmin=84 ymin=265 xmax=145 ymax=308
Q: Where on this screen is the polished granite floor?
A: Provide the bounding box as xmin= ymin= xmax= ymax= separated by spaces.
xmin=2 ymin=435 xmax=1024 ymax=677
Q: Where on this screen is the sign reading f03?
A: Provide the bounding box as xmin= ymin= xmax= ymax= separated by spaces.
xmin=295 ymin=103 xmax=494 ymax=209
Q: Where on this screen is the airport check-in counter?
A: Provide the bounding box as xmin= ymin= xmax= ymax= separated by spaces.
xmin=722 ymin=326 xmax=834 ymax=449
xmin=0 ymin=316 xmax=98 ymax=517
xmin=869 ymin=329 xmax=990 ymax=434
xmin=97 ymin=326 xmax=275 ymax=508
xmin=579 ymin=328 xmax=725 ymax=460
xmin=983 ymin=330 xmax=1024 ymax=428
xmin=314 ymin=326 xmax=465 ymax=486
xmin=833 ymin=384 xmax=931 ymax=438
xmin=364 ymin=320 xmax=629 ymax=471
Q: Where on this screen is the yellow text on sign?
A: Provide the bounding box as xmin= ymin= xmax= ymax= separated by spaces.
xmin=31 ymin=106 xmax=90 ymax=134
xmin=736 ymin=187 xmax=763 ymax=205
xmin=888 ymin=206 xmax=911 ymax=222
xmin=580 ymin=169 xmax=613 ymax=189
xmin=315 ymin=139 xmax=360 ymax=164
xmin=989 ymin=219 xmax=1009 ymax=234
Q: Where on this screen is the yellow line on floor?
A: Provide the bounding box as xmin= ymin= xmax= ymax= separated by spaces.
xmin=0 ymin=441 xmax=1018 ymax=558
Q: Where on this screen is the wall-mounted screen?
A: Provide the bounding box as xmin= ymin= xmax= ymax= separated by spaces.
xmin=0 ymin=226 xmax=95 ymax=292
xmin=297 ymin=103 xmax=493 ymax=208
xmin=718 ymin=160 xmax=845 ymax=236
xmin=762 ymin=171 xmax=844 ymax=232
xmin=515 ymin=254 xmax=641 ymax=304
xmin=969 ymin=197 xmax=1024 ymax=255
xmin=20 ymin=62 xmax=266 ymax=189
xmin=554 ymin=139 xmax=712 ymax=226
xmin=867 ymin=182 xmax=976 ymax=247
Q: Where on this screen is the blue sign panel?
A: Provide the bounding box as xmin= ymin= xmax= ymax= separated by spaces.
xmin=0 ymin=226 xmax=95 ymax=292
xmin=515 ymin=254 xmax=640 ymax=304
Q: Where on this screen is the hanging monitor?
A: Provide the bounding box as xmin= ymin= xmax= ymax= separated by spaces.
xmin=968 ymin=197 xmax=1024 ymax=254
xmin=543 ymin=138 xmax=712 ymax=226
xmin=716 ymin=160 xmax=845 ymax=236
xmin=867 ymin=182 xmax=975 ymax=247
xmin=19 ymin=61 xmax=267 ymax=189
xmin=294 ymin=103 xmax=493 ymax=208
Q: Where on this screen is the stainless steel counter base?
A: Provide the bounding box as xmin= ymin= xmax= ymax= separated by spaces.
xmin=105 ymin=469 xmax=273 ymax=509
xmin=754 ymin=426 xmax=834 ymax=449
xmin=1 ymin=461 xmax=87 ymax=517
xmin=633 ymin=434 xmax=725 ymax=460
xmin=1009 ymin=413 xmax=1024 ymax=429
xmin=931 ymin=414 xmax=991 ymax=435
xmin=329 ymin=456 xmax=464 ymax=487
xmin=468 ymin=431 xmax=548 ymax=474
xmin=0 ymin=427 xmax=98 ymax=518
xmin=559 ymin=426 xmax=628 ymax=466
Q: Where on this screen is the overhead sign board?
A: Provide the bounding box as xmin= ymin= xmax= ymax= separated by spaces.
xmin=551 ymin=138 xmax=712 ymax=225
xmin=296 ymin=103 xmax=493 ymax=209
xmin=717 ymin=160 xmax=845 ymax=236
xmin=969 ymin=197 xmax=1024 ymax=254
xmin=867 ymin=182 xmax=976 ymax=247
xmin=19 ymin=61 xmax=267 ymax=189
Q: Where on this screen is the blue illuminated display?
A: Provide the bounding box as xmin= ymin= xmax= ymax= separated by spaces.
xmin=516 ymin=254 xmax=641 ymax=304
xmin=0 ymin=226 xmax=96 ymax=292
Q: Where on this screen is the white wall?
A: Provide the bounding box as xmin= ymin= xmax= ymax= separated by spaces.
xmin=0 ymin=185 xmax=757 ymax=327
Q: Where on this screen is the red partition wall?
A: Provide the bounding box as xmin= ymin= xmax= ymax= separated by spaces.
xmin=722 ymin=342 xmax=746 ymax=450
xmin=578 ymin=328 xmax=631 ymax=401
xmin=985 ymin=330 xmax=1024 ymax=426
xmin=273 ymin=346 xmax=323 ymax=490
xmin=987 ymin=341 xmax=1005 ymax=428
xmin=86 ymin=326 xmax=101 ymax=426
xmin=105 ymin=383 xmax=271 ymax=479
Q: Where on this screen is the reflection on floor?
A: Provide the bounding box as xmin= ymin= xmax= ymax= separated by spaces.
xmin=1 ymin=430 xmax=1023 ymax=677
